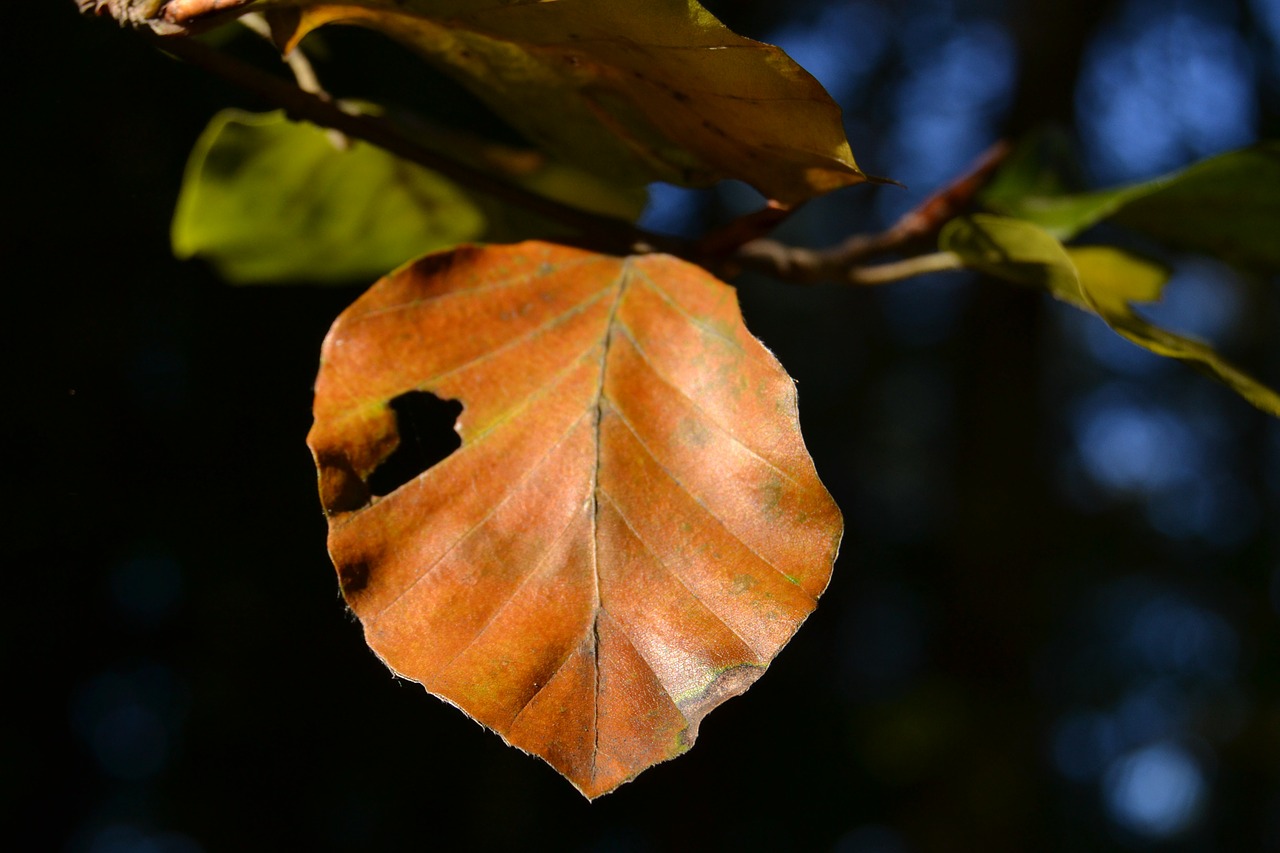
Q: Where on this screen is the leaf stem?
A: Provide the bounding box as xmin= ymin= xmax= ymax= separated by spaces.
xmin=238 ymin=13 xmax=351 ymax=150
xmin=846 ymin=252 xmax=966 ymax=285
xmin=238 ymin=14 xmax=323 ymax=96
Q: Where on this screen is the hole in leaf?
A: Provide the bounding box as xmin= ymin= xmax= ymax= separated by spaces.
xmin=367 ymin=391 xmax=463 ymax=497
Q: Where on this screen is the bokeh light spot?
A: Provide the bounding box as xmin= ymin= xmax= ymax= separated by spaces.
xmin=1072 ymin=391 xmax=1200 ymax=494
xmin=1104 ymin=741 xmax=1206 ymax=837
xmin=1077 ymin=0 xmax=1257 ymax=184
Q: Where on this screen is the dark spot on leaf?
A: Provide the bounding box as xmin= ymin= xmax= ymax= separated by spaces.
xmin=409 ymin=251 xmax=463 ymax=280
xmin=339 ymin=559 xmax=371 ymax=596
xmin=367 ymin=391 xmax=463 ymax=497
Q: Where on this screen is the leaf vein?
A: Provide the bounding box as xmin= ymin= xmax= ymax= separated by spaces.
xmin=628 ymin=266 xmax=743 ymax=350
xmin=613 ymin=320 xmax=801 ymax=488
xmin=605 ymin=401 xmax=813 ymax=599
xmin=587 ymin=263 xmax=630 ymax=777
xmin=508 ymin=642 xmax=581 ymax=732
xmin=411 ymin=286 xmax=613 ymax=390
xmin=368 ymin=406 xmax=593 ymax=622
xmin=599 ymin=489 xmax=766 ymax=662
xmin=596 ymin=608 xmax=687 ymax=720
xmin=429 ymin=495 xmax=593 ymax=685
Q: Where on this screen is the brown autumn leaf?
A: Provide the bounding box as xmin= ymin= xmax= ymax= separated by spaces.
xmin=85 ymin=0 xmax=867 ymax=203
xmin=307 ymin=241 xmax=842 ymax=797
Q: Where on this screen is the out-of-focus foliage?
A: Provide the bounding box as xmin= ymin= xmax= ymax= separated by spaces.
xmin=983 ymin=141 xmax=1280 ymax=272
xmin=172 ymin=109 xmax=646 ymax=284
xmin=172 ymin=109 xmax=482 ymax=284
xmin=941 ymin=214 xmax=1280 ymax=416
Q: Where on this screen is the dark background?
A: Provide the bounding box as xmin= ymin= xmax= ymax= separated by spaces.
xmin=7 ymin=1 xmax=1280 ymax=850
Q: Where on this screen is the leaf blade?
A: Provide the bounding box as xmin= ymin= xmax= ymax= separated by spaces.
xmin=982 ymin=142 xmax=1280 ymax=272
xmin=307 ymin=242 xmax=843 ymax=797
xmin=173 ymin=109 xmax=648 ymax=284
xmin=254 ymin=0 xmax=866 ymax=202
xmin=172 ymin=109 xmax=485 ymax=284
xmin=941 ymin=215 xmax=1280 ymax=417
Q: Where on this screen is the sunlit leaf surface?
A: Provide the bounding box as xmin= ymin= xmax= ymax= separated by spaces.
xmin=307 ymin=242 xmax=843 ymax=796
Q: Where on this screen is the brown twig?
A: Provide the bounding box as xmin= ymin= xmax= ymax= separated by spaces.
xmin=729 ymin=230 xmax=906 ymax=284
xmin=891 ymin=140 xmax=1013 ymax=241
xmin=694 ymin=200 xmax=800 ymax=258
xmin=730 ymin=141 xmax=1013 ymax=285
xmin=239 ymin=13 xmax=323 ymax=96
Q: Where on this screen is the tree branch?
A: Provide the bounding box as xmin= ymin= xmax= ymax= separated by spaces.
xmin=144 ymin=32 xmax=682 ymax=258
xmin=846 ymin=252 xmax=965 ymax=285
xmin=140 ymin=32 xmax=998 ymax=288
xmin=728 ymin=141 xmax=1011 ymax=283
xmin=238 ymin=13 xmax=351 ymax=150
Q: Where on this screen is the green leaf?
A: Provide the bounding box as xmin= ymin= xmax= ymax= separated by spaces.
xmin=173 ymin=109 xmax=647 ymax=285
xmin=172 ymin=109 xmax=484 ymax=284
xmin=980 ymin=128 xmax=1079 ymax=206
xmin=1064 ymin=246 xmax=1168 ymax=314
xmin=982 ymin=142 xmax=1280 ymax=272
xmin=936 ymin=213 xmax=1080 ymax=299
xmin=254 ymin=0 xmax=866 ymax=203
xmin=941 ymin=215 xmax=1280 ymax=417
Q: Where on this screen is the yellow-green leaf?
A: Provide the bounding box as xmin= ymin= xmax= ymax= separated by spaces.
xmin=982 ymin=142 xmax=1280 ymax=272
xmin=172 ymin=109 xmax=485 ymax=284
xmin=1065 ymin=246 xmax=1168 ymax=314
xmin=936 ymin=213 xmax=1080 ymax=298
xmin=941 ymin=215 xmax=1280 ymax=417
xmin=172 ymin=109 xmax=647 ymax=284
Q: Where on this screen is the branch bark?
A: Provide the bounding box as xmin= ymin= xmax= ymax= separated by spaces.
xmin=730 ymin=141 xmax=1011 ymax=283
